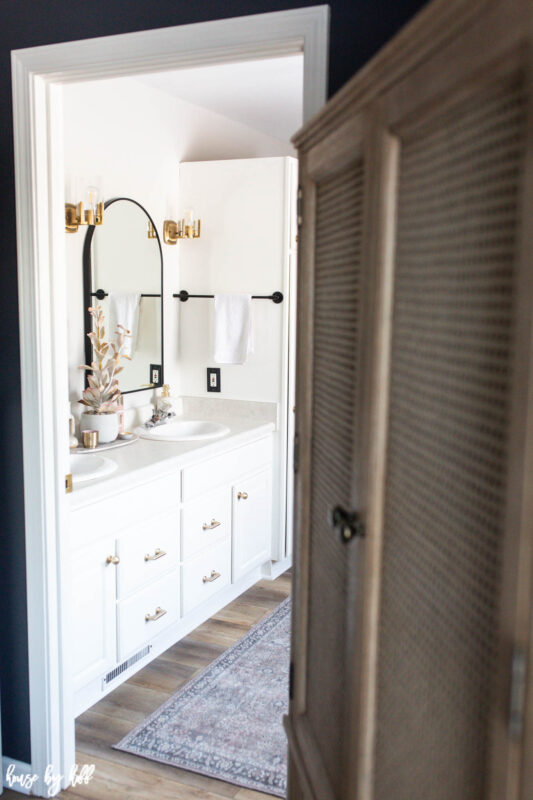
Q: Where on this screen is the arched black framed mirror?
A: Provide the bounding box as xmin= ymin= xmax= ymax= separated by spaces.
xmin=83 ymin=197 xmax=164 ymax=394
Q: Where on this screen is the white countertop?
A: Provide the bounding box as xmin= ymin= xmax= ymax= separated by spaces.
xmin=69 ymin=414 xmax=275 ymax=509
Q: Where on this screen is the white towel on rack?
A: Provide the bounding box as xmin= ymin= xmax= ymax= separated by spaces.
xmin=214 ymin=293 xmax=254 ymax=364
xmin=109 ymin=292 xmax=141 ymax=358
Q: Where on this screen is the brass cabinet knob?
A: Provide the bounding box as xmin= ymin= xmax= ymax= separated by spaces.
xmin=237 ymin=491 xmax=248 ymax=500
xmin=145 ymin=606 xmax=167 ymax=622
xmin=144 ymin=547 xmax=167 ymax=562
xmin=106 ymin=555 xmax=120 ymax=565
xmin=202 ymin=570 xmax=221 ymax=583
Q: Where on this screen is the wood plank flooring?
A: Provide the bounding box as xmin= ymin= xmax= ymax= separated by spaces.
xmin=3 ymin=571 xmax=291 ymax=800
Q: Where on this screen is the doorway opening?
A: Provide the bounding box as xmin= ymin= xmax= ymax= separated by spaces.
xmin=11 ymin=8 xmax=328 ymax=796
xmin=64 ymin=53 xmax=302 ymax=798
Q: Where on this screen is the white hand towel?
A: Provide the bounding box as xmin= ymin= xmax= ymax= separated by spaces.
xmin=214 ymin=293 xmax=254 ymax=365
xmin=109 ymin=292 xmax=140 ymax=358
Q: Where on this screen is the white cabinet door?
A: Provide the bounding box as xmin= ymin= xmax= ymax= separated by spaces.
xmin=232 ymin=469 xmax=271 ymax=581
xmin=71 ymin=537 xmax=117 ymax=691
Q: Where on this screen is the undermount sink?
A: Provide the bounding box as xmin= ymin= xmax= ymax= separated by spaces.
xmin=136 ymin=420 xmax=230 ymax=442
xmin=70 ymin=453 xmax=118 ymax=484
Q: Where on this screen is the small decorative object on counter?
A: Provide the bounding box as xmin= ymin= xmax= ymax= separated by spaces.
xmin=69 ymin=414 xmax=79 ymax=451
xmin=82 ymin=430 xmax=99 ymax=449
xmin=118 ymin=431 xmax=136 ymax=440
xmin=78 ymin=305 xmax=131 ymax=443
xmin=116 ymin=395 xmax=126 ymax=434
xmin=157 ymin=384 xmax=176 ymax=414
xmin=144 ymin=384 xmax=177 ymax=428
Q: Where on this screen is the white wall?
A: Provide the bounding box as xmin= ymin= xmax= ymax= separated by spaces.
xmin=177 ymin=157 xmax=295 ymax=403
xmin=62 ymin=74 xmax=295 ymax=419
xmin=178 ymin=157 xmax=298 ymax=561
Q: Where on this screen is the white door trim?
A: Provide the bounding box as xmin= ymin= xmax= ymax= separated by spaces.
xmin=10 ymin=7 xmax=329 ymax=796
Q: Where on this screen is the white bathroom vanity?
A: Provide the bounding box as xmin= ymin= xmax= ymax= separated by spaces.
xmin=69 ymin=409 xmax=277 ymax=715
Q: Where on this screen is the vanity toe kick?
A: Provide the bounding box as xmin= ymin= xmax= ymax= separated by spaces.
xmin=182 ymin=539 xmax=231 ymax=615
xmin=118 ymin=569 xmax=180 ymax=660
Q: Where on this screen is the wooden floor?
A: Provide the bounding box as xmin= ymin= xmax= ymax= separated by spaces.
xmin=3 ymin=571 xmax=291 ymax=800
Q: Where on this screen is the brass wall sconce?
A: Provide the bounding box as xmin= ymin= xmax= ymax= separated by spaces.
xmin=65 ymin=186 xmax=103 ymax=233
xmin=163 ymin=209 xmax=201 ymax=245
xmin=147 ymin=221 xmax=157 ymax=239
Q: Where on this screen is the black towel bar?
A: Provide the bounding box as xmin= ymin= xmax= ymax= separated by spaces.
xmin=91 ymin=289 xmax=161 ymax=300
xmin=174 ymin=290 xmax=283 ymax=304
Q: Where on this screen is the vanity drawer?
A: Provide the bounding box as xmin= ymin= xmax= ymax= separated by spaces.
xmin=118 ymin=569 xmax=180 ymax=660
xmin=71 ymin=471 xmax=180 ymax=544
xmin=117 ymin=510 xmax=180 ymax=599
xmin=181 ymin=436 xmax=272 ymax=501
xmin=181 ymin=488 xmax=231 ymax=561
xmin=181 ymin=539 xmax=231 ymax=615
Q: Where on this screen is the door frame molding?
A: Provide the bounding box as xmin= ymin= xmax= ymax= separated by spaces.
xmin=10 ymin=8 xmax=329 ymax=795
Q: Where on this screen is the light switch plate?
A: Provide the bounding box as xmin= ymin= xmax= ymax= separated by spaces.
xmin=207 ymin=367 xmax=221 ymax=392
xmin=150 ymin=364 xmax=161 ymax=386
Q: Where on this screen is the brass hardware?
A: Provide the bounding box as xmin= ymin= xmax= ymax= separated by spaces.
xmin=141 ymin=383 xmax=155 ymax=388
xmin=144 ymin=547 xmax=167 ymax=562
xmin=147 ymin=221 xmax=157 ymax=239
xmin=237 ymin=491 xmax=248 ymax=500
xmin=65 ymin=200 xmax=104 ymax=234
xmin=163 ymin=217 xmax=201 ymax=245
xmin=202 ymin=570 xmax=221 ymax=583
xmin=106 ymin=555 xmax=120 ymax=565
xmin=145 ymin=606 xmax=167 ymax=622
xmin=202 ymin=519 xmax=221 ymax=530
xmin=82 ymin=429 xmax=98 ymax=449
xmin=65 ymin=473 xmax=73 ymax=494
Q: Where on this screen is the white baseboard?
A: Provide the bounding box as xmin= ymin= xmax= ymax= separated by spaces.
xmin=262 ymin=556 xmax=292 ymax=580
xmin=2 ymin=758 xmax=36 ymax=795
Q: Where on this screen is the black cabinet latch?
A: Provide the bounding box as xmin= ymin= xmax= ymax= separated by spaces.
xmin=329 ymin=506 xmax=366 ymax=543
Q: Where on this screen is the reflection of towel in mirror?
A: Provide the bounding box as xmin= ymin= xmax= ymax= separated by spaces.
xmin=109 ymin=293 xmax=141 ymax=358
xmin=214 ymin=294 xmax=254 ymax=364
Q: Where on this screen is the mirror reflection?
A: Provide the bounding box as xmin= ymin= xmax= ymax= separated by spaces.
xmin=83 ymin=198 xmax=163 ymax=393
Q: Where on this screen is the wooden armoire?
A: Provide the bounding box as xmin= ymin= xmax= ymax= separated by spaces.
xmin=286 ymin=0 xmax=533 ymax=799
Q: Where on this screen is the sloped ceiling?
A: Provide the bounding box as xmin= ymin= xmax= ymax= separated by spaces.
xmin=135 ymin=54 xmax=304 ymax=142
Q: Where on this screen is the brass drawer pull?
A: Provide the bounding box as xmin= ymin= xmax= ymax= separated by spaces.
xmin=144 ymin=547 xmax=167 ymax=562
xmin=145 ymin=606 xmax=167 ymax=622
xmin=237 ymin=491 xmax=248 ymax=500
xmin=106 ymin=555 xmax=120 ymax=565
xmin=202 ymin=519 xmax=221 ymax=530
xmin=202 ymin=570 xmax=221 ymax=584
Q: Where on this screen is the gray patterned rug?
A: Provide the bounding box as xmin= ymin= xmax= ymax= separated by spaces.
xmin=114 ymin=597 xmax=291 ymax=797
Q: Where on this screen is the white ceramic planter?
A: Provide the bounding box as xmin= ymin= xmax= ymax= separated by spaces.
xmin=80 ymin=412 xmax=119 ymax=444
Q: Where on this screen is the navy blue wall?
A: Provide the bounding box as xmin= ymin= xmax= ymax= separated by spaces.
xmin=0 ymin=0 xmax=426 ymax=763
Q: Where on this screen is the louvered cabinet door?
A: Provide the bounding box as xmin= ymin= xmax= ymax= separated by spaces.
xmin=289 ymin=3 xmax=533 ymax=800
xmin=286 ymin=116 xmax=369 ymax=800
xmin=350 ymin=9 xmax=533 ymax=800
